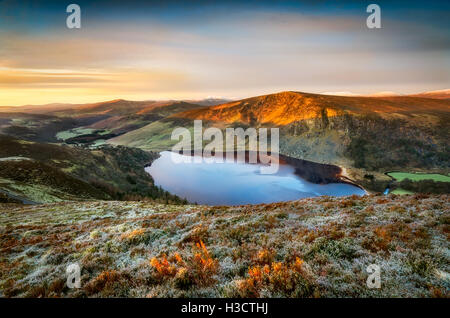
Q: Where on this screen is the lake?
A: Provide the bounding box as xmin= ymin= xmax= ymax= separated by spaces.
xmin=146 ymin=151 xmax=365 ymax=205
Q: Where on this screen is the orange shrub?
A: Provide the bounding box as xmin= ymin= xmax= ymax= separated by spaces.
xmin=373 ymin=226 xmax=392 ymax=251
xmin=150 ymin=254 xmax=177 ymax=277
xmin=192 ymin=240 xmax=218 ymax=284
xmin=149 ymin=240 xmax=218 ymax=286
xmin=120 ymin=228 xmax=145 ymax=241
xmin=237 ymin=257 xmax=312 ymax=297
xmin=84 ymin=270 xmax=124 ymax=295
xmin=339 ymin=199 xmax=355 ymax=208
xmin=255 ymin=248 xmax=274 ymax=264
xmin=173 ymin=252 xmax=184 ymax=265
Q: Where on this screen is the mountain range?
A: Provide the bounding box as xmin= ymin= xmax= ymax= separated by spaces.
xmin=0 ymin=90 xmax=449 ymax=203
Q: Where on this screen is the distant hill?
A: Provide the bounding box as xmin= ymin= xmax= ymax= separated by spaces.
xmin=76 ymin=101 xmax=206 ymax=135
xmin=172 ymin=91 xmax=450 ymax=125
xmin=409 ymin=89 xmax=450 ymax=99
xmin=0 ymin=100 xmax=208 ymax=143
xmin=0 ymin=103 xmax=77 ymax=113
xmin=0 ymin=97 xmax=225 ymax=115
xmin=183 ymin=98 xmax=233 ymax=106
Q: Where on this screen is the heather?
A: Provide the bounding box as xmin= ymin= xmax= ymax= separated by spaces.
xmin=0 ymin=194 xmax=448 ymax=298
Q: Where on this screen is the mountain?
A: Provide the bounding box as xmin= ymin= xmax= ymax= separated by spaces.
xmin=77 ymin=101 xmax=206 ymax=136
xmin=319 ymin=89 xmax=450 ymax=99
xmin=0 ymin=103 xmax=78 ymax=113
xmin=0 ymin=97 xmax=225 ymax=115
xmin=110 ymin=91 xmax=450 ymax=192
xmin=172 ymin=91 xmax=450 ymax=125
xmin=1 ymin=90 xmax=448 ymax=194
xmin=183 ymin=97 xmax=233 ymax=106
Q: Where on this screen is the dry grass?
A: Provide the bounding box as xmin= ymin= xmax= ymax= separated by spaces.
xmin=0 ymin=194 xmax=448 ymax=298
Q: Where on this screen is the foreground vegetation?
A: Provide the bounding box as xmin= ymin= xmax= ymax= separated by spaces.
xmin=0 ymin=194 xmax=448 ymax=297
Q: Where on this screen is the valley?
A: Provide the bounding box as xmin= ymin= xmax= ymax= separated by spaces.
xmin=0 ymin=91 xmax=449 ymax=204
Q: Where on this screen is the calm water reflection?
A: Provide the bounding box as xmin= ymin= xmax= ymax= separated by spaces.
xmin=146 ymin=151 xmax=365 ymax=205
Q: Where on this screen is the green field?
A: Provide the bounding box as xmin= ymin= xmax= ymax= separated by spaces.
xmin=391 ymin=188 xmax=414 ymax=195
xmin=108 ymin=120 xmax=193 ymax=152
xmin=56 ymin=127 xmax=95 ymax=141
xmin=387 ymin=172 xmax=450 ymax=182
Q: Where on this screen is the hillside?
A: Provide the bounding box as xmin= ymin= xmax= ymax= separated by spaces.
xmin=0 ymin=112 xmax=98 ymax=143
xmin=172 ymin=91 xmax=450 ymax=125
xmin=409 ymin=89 xmax=450 ymax=100
xmin=84 ymin=101 xmax=206 ymax=136
xmin=0 ymin=98 xmax=225 ymax=119
xmin=0 ymin=98 xmax=226 ymax=115
xmin=0 ymin=158 xmax=109 ymax=203
xmin=0 ymin=135 xmax=185 ymax=204
xmin=0 ymin=194 xmax=448 ymax=297
xmin=109 ymin=91 xmax=450 ymax=192
xmin=0 ymin=99 xmax=208 ymax=145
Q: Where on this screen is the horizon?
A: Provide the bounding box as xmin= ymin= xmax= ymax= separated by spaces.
xmin=2 ymin=87 xmax=450 ymax=108
xmin=1 ymin=0 xmax=449 ymax=105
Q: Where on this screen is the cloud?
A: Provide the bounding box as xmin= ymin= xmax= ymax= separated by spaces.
xmin=0 ymin=6 xmax=449 ymax=105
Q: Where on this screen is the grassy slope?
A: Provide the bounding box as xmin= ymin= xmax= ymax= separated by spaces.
xmin=0 ymin=100 xmax=205 ymax=145
xmin=391 ymin=189 xmax=414 ymax=195
xmin=0 ymin=135 xmax=184 ymax=203
xmin=108 ymin=120 xmax=188 ymax=152
xmin=0 ymin=159 xmax=109 ymax=203
xmin=0 ymin=194 xmax=448 ymax=298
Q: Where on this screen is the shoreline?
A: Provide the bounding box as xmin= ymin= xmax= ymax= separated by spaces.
xmin=151 ymin=149 xmax=366 ymax=191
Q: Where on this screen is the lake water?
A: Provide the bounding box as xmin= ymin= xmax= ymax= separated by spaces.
xmin=146 ymin=151 xmax=365 ymax=205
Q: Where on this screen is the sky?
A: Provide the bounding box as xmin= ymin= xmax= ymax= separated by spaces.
xmin=0 ymin=0 xmax=449 ymax=106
